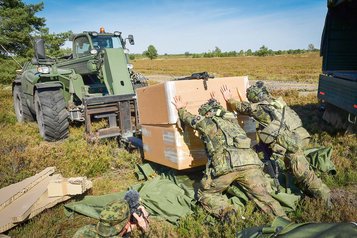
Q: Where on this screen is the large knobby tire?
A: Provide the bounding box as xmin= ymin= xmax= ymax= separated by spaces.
xmin=13 ymin=84 xmax=35 ymax=122
xmin=34 ymin=88 xmax=69 ymax=141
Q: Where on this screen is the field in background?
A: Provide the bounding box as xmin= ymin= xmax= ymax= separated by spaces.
xmin=132 ymin=52 xmax=321 ymax=83
xmin=0 ymin=53 xmax=322 ymax=86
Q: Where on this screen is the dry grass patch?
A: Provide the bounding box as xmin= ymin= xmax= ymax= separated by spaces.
xmin=133 ymin=53 xmax=321 ymax=83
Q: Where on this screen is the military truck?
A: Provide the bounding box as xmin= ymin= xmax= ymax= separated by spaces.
xmin=12 ymin=28 xmax=146 ymax=142
xmin=318 ymin=0 xmax=357 ymax=132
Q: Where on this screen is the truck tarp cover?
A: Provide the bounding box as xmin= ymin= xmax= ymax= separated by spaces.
xmin=321 ymin=0 xmax=357 ymax=72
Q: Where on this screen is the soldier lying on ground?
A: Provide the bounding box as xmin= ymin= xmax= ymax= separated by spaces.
xmin=73 ymin=190 xmax=149 ymax=238
xmin=173 ymin=96 xmax=288 ymax=220
xmin=220 ymin=81 xmax=331 ymax=205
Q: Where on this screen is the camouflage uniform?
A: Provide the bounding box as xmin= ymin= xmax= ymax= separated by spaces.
xmin=178 ymin=99 xmax=287 ymax=219
xmin=73 ymin=200 xmax=129 ymax=238
xmin=227 ymin=82 xmax=330 ymax=202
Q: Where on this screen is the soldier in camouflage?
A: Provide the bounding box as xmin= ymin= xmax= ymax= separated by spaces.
xmin=73 ymin=200 xmax=130 ymax=238
xmin=173 ymin=96 xmax=287 ymax=220
xmin=220 ymin=82 xmax=331 ymax=204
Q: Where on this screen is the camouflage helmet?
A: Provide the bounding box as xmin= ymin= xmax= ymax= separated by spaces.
xmin=246 ymin=81 xmax=270 ymax=103
xmin=198 ymin=98 xmax=224 ymax=116
xmin=96 ymin=200 xmax=129 ymax=237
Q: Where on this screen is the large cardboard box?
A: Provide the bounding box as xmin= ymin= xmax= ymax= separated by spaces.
xmin=141 ymin=124 xmax=208 ymax=170
xmin=137 ymin=76 xmax=249 ymax=125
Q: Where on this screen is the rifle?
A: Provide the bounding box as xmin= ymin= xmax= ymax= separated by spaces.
xmin=236 ymin=88 xmax=244 ymax=102
xmin=175 ymin=72 xmax=214 ymax=90
xmin=263 ymin=159 xmax=280 ymax=194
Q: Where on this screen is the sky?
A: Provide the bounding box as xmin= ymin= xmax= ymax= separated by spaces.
xmin=23 ymin=0 xmax=328 ymax=54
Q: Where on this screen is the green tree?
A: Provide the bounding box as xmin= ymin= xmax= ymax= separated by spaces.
xmin=255 ymin=45 xmax=272 ymax=57
xmin=143 ymin=45 xmax=158 ymax=60
xmin=129 ymin=54 xmax=135 ymax=60
xmin=0 ymin=0 xmax=46 ymax=57
xmin=308 ymin=43 xmax=315 ymax=51
xmin=213 ymin=46 xmax=222 ymax=57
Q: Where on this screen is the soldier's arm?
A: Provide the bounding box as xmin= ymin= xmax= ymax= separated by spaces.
xmin=178 ymin=108 xmax=199 ymax=129
xmin=227 ymin=98 xmax=252 ymax=115
xmin=220 ymin=85 xmax=252 ymax=115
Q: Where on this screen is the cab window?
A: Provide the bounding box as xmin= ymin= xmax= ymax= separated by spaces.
xmin=74 ymin=36 xmax=91 ymax=58
xmin=92 ymin=36 xmax=122 ymax=49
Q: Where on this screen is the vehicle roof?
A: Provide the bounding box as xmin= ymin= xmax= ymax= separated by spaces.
xmin=70 ymin=32 xmax=118 ymax=41
xmin=328 ymin=0 xmax=350 ymax=8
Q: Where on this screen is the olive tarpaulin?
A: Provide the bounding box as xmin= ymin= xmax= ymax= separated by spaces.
xmin=64 ymin=165 xmax=300 ymax=224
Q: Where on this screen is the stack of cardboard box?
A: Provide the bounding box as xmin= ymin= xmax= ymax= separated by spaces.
xmin=136 ymin=76 xmax=253 ymax=170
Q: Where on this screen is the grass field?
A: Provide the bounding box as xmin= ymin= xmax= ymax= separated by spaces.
xmin=0 ymin=54 xmax=356 ymax=237
xmin=132 ymin=52 xmax=322 ymax=83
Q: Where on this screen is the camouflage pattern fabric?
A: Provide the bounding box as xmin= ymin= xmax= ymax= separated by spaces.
xmin=73 ymin=200 xmax=129 ymax=238
xmin=178 ymin=107 xmax=287 ymax=219
xmin=73 ymin=225 xmax=98 ymax=238
xmin=227 ymin=98 xmax=331 ymax=202
xmin=198 ymin=165 xmax=287 ymax=219
xmin=178 ymin=108 xmax=262 ymax=173
xmin=246 ymin=81 xmax=270 ymax=103
xmin=287 ymin=151 xmax=330 ymax=201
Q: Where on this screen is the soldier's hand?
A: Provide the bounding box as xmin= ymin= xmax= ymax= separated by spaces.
xmin=173 ymin=96 xmax=187 ymax=110
xmin=210 ymin=92 xmax=216 ymax=99
xmin=220 ymin=85 xmax=233 ymax=101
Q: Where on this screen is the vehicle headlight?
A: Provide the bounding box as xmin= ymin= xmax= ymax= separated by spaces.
xmin=37 ymin=66 xmax=50 ymax=74
xmin=127 ymin=64 xmax=133 ymax=69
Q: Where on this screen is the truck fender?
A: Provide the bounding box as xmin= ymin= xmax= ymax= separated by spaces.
xmin=12 ymin=77 xmax=22 ymax=94
xmin=33 ymin=82 xmax=64 ymax=108
xmin=35 ymin=82 xmax=63 ymax=91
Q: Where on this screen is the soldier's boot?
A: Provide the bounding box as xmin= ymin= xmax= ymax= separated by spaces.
xmin=241 ymin=168 xmax=288 ymax=219
xmin=308 ymin=183 xmax=332 ymax=208
xmin=198 ymin=189 xmax=235 ymax=219
xmin=289 ymin=151 xmax=331 ymax=203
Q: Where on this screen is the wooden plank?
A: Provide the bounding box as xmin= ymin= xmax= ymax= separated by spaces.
xmin=0 ymin=167 xmax=56 ymax=211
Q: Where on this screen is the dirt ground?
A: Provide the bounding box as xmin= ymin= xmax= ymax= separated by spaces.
xmin=331 ymin=185 xmax=357 ymax=208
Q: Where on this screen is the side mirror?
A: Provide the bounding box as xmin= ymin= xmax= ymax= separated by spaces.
xmin=34 ymin=38 xmax=46 ymax=60
xmin=127 ymin=35 xmax=135 ymax=45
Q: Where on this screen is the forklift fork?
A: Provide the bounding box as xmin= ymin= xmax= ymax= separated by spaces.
xmin=83 ymin=94 xmax=138 ymax=141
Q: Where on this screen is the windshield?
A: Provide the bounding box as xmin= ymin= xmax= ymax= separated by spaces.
xmin=91 ymin=36 xmax=122 ymax=49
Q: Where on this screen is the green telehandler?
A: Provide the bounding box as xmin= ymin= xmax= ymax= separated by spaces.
xmin=12 ymin=28 xmax=147 ymax=142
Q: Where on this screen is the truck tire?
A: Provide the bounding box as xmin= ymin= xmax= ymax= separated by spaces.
xmin=13 ymin=84 xmax=35 ymax=122
xmin=322 ymin=103 xmax=348 ymax=129
xmin=34 ymin=88 xmax=69 ymax=141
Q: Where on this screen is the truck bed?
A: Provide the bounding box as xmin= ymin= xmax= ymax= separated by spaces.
xmin=318 ymin=74 xmax=357 ymax=115
xmin=324 ymin=71 xmax=357 ymax=82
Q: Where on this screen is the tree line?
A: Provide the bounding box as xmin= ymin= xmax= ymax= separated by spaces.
xmin=192 ymin=44 xmax=318 ymax=58
xmin=131 ymin=44 xmax=318 ymax=60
